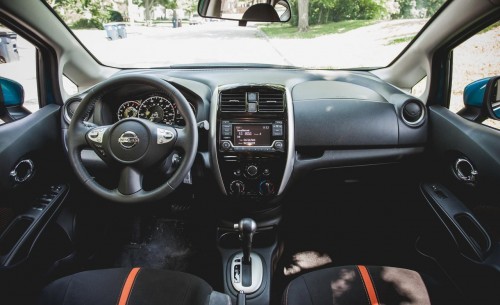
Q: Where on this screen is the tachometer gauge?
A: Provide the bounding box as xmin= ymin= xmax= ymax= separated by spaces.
xmin=117 ymin=101 xmax=140 ymax=120
xmin=138 ymin=96 xmax=175 ymax=124
xmin=174 ymin=102 xmax=196 ymax=126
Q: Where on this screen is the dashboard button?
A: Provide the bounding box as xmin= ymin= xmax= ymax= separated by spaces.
xmin=274 ymin=141 xmax=284 ymax=151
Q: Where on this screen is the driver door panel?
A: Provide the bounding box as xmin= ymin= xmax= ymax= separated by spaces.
xmin=0 ymin=105 xmax=69 ymax=270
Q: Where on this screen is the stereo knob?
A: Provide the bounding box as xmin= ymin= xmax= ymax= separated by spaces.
xmin=229 ymin=180 xmax=245 ymax=196
xmin=259 ymin=180 xmax=275 ymax=196
xmin=246 ymin=165 xmax=258 ymax=177
xmin=221 ymin=141 xmax=231 ymax=151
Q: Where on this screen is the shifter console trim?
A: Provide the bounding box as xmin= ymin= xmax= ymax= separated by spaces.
xmin=230 ymin=252 xmax=263 ymax=294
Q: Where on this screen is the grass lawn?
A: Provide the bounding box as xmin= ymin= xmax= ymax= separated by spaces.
xmin=387 ymin=35 xmax=415 ymax=45
xmin=260 ymin=20 xmax=376 ymax=39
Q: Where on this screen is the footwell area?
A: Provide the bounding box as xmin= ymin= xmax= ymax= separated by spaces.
xmin=114 ymin=218 xmax=194 ymax=271
xmin=83 ymin=209 xmax=223 ymax=291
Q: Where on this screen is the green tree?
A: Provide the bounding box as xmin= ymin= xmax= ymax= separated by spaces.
xmin=160 ymin=0 xmax=178 ymax=18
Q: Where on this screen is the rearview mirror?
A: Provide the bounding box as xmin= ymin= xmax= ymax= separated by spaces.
xmin=485 ymin=76 xmax=500 ymax=120
xmin=198 ymin=0 xmax=291 ymax=25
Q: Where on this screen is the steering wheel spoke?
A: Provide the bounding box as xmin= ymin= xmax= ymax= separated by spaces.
xmin=117 ymin=166 xmax=143 ymax=195
xmin=174 ymin=127 xmax=190 ymax=151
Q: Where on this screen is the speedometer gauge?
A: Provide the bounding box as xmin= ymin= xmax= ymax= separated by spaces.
xmin=138 ymin=96 xmax=175 ymax=124
xmin=117 ymin=101 xmax=140 ymax=120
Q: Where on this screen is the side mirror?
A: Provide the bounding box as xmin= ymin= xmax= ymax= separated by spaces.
xmin=484 ymin=76 xmax=500 ymax=120
xmin=0 ymin=77 xmax=26 ymax=123
xmin=0 ymin=77 xmax=24 ymax=107
xmin=463 ymin=77 xmax=489 ymax=109
xmin=198 ymin=0 xmax=291 ymax=25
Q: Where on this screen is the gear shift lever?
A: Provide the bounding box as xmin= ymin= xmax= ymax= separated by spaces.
xmin=235 ymin=218 xmax=257 ymax=264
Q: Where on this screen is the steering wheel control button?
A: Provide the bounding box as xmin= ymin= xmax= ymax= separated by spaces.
xmin=87 ymin=127 xmax=106 ymax=144
xmin=157 ymin=128 xmax=175 ymax=144
xmin=118 ymin=131 xmax=140 ymax=149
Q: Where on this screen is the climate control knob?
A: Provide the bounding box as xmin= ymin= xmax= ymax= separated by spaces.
xmin=246 ymin=165 xmax=258 ymax=177
xmin=229 ymin=180 xmax=245 ymax=196
xmin=259 ymin=180 xmax=275 ymax=196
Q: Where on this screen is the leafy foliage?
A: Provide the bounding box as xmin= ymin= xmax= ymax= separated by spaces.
xmin=108 ymin=10 xmax=124 ymax=22
xmin=70 ymin=18 xmax=104 ymax=29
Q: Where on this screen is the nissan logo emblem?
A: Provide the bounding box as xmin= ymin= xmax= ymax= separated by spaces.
xmin=118 ymin=131 xmax=139 ymax=149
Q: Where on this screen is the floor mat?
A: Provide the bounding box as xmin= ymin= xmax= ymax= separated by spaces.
xmin=114 ymin=218 xmax=194 ymax=271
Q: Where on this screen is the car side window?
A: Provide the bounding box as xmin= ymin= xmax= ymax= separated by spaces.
xmin=450 ymin=22 xmax=500 ymax=129
xmin=0 ymin=24 xmax=39 ymax=125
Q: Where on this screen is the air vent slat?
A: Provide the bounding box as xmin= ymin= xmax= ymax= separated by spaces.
xmin=220 ymin=91 xmax=246 ymax=112
xmin=258 ymin=90 xmax=284 ymax=112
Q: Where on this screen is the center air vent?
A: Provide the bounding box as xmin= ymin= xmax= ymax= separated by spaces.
xmin=220 ymin=91 xmax=246 ymax=112
xmin=258 ymin=90 xmax=284 ymax=112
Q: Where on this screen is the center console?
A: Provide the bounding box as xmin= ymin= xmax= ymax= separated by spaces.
xmin=210 ymin=84 xmax=294 ymax=201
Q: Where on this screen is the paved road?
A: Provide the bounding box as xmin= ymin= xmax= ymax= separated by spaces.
xmin=76 ymin=22 xmax=290 ymax=68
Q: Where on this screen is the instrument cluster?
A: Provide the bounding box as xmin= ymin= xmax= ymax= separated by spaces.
xmin=117 ymin=94 xmax=196 ymax=126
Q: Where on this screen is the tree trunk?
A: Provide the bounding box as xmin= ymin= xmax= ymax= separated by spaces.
xmin=298 ymin=0 xmax=309 ymax=32
xmin=144 ymin=0 xmax=154 ymax=25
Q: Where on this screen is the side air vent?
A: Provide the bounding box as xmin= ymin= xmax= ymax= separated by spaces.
xmin=64 ymin=98 xmax=83 ymax=123
xmin=220 ymin=91 xmax=246 ymax=112
xmin=401 ymin=99 xmax=425 ymax=126
xmin=258 ymin=90 xmax=284 ymax=112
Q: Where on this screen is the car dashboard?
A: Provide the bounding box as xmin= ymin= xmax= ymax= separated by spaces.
xmin=62 ymin=68 xmax=428 ymax=203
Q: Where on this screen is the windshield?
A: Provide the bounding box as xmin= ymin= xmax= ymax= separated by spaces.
xmin=47 ymin=0 xmax=446 ymax=69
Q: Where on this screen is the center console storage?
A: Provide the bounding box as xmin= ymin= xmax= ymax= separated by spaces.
xmin=211 ymin=85 xmax=293 ymax=201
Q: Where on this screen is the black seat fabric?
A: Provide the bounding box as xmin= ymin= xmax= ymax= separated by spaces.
xmin=38 ymin=268 xmax=229 ymax=305
xmin=283 ymin=265 xmax=436 ymax=305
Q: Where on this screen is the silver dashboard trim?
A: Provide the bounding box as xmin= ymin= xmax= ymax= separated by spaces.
xmin=278 ymin=87 xmax=295 ymax=195
xmin=209 ymin=83 xmax=295 ymax=197
xmin=210 ymin=86 xmax=228 ymax=195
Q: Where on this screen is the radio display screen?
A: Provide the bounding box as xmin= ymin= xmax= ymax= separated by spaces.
xmin=234 ymin=124 xmax=271 ymax=146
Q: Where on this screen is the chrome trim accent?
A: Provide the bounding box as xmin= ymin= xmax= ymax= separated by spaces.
xmin=401 ymin=100 xmax=426 ymax=127
xmin=118 ymin=131 xmax=139 ymax=149
xmin=278 ymin=87 xmax=295 ymax=196
xmin=454 ymin=158 xmax=478 ymax=183
xmin=210 ymin=86 xmax=227 ymax=195
xmin=230 ymin=252 xmax=263 ymax=294
xmin=10 ymin=159 xmax=35 ymax=183
xmin=63 ymin=98 xmax=82 ymax=124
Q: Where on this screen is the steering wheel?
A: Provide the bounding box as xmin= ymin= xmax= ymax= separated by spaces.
xmin=67 ymin=74 xmax=198 ymax=204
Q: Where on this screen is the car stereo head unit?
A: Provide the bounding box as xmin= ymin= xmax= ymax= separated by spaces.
xmin=219 ymin=120 xmax=285 ymax=152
